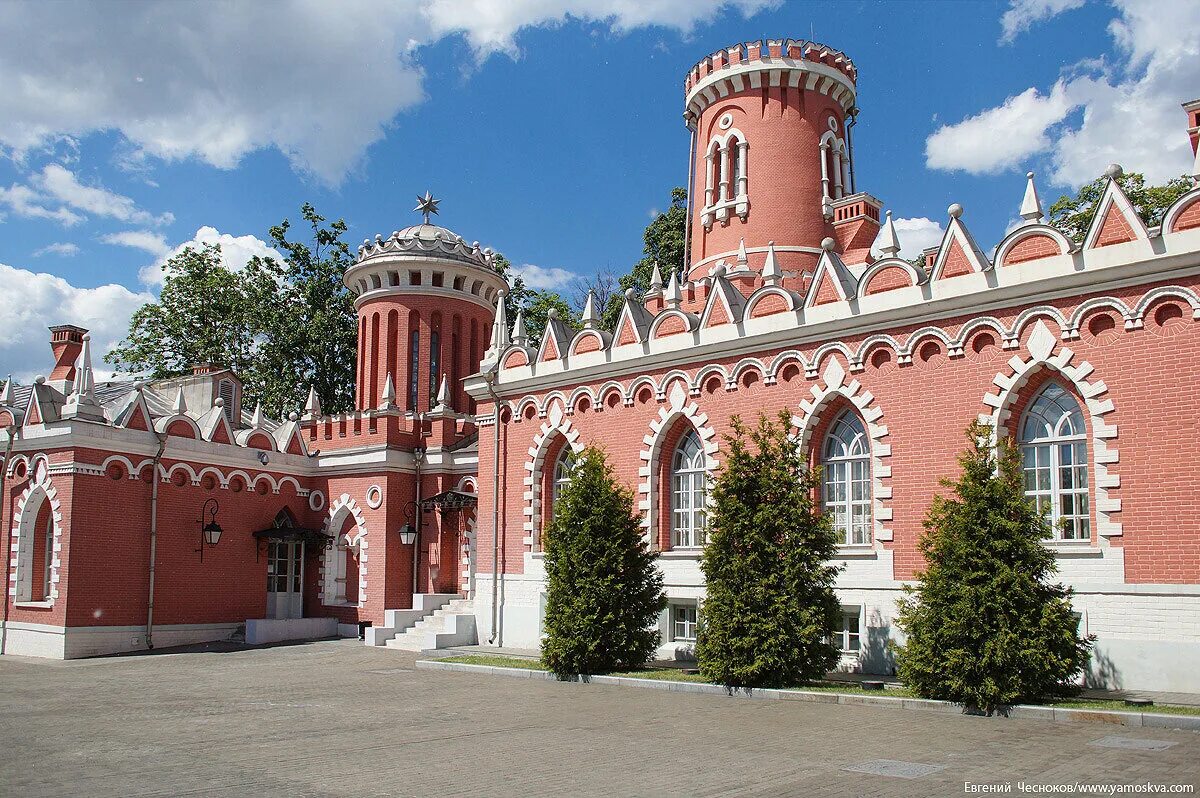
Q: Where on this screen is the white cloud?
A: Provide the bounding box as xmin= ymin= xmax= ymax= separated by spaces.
xmin=136 ymin=226 xmax=282 ymax=285
xmin=925 ymin=83 xmax=1074 ymax=176
xmin=928 ymin=0 xmax=1200 ymax=186
xmin=509 ymin=262 xmax=576 ymax=290
xmin=101 ymin=230 xmax=170 ymax=258
xmin=0 ymin=262 xmax=154 ymax=382
xmin=0 ymin=1 xmax=773 ymax=184
xmin=0 ymin=182 xmax=83 ymax=226
xmin=36 ymin=165 xmax=173 ymax=226
xmin=870 ymin=217 xmax=945 ymax=262
xmin=999 ymin=0 xmax=1086 ymax=44
xmin=32 ymin=242 xmax=81 ymax=258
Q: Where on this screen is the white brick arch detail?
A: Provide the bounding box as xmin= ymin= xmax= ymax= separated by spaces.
xmin=791 ymin=358 xmax=894 ymax=544
xmin=637 ymin=391 xmax=719 ymax=543
xmin=523 ymin=408 xmax=584 ymax=550
xmin=320 ymin=493 xmax=368 ymax=606
xmin=10 ymin=470 xmax=63 ymax=603
xmin=981 ymin=319 xmax=1121 ymax=539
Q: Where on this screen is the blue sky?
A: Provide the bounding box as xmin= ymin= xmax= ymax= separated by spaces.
xmin=1 ymin=0 xmax=1197 ymax=380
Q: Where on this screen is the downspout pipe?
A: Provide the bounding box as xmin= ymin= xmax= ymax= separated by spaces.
xmin=484 ymin=373 xmax=502 ymax=645
xmin=411 ymin=413 xmax=424 ymax=601
xmin=846 ymin=107 xmax=859 ymax=196
xmin=0 ymin=424 xmax=18 ymax=656
xmin=145 ymin=432 xmax=167 ymax=650
xmin=683 ymin=116 xmax=697 ymax=274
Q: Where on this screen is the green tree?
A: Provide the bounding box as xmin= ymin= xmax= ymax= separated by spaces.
xmin=697 ymin=412 xmax=842 ymax=689
xmin=107 ymin=244 xmax=259 ymax=380
xmin=602 ymin=187 xmax=688 ymax=329
xmin=520 ymin=290 xmax=578 ymax=345
xmin=894 ymin=421 xmax=1093 ymax=713
xmin=1048 ymin=172 xmax=1191 ymax=243
xmin=541 ymin=446 xmax=665 ymax=678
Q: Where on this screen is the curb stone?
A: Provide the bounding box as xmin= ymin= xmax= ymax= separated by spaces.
xmin=414 ymin=659 xmax=1200 ymax=732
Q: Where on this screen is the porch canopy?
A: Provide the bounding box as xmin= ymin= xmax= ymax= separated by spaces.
xmin=420 ymin=489 xmax=477 ymax=511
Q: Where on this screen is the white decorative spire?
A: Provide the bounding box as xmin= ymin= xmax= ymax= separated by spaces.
xmin=511 ymin=309 xmax=528 ymax=347
xmin=489 ymin=290 xmax=511 ymax=353
xmin=379 ymin=373 xmax=396 ymax=409
xmin=0 ymin=375 xmax=11 ymax=405
xmin=761 ymin=241 xmax=782 ymax=285
xmin=648 ymin=261 xmax=664 ymax=293
xmin=581 ymin=290 xmax=600 ymax=329
xmin=877 ymin=211 xmax=901 ymax=257
xmin=171 ymin=386 xmax=188 ymax=415
xmin=250 ymin=402 xmax=264 ymax=428
xmin=1020 ymin=171 xmax=1044 ymax=224
xmin=72 ymin=333 xmax=96 ymax=400
xmin=433 ymin=374 xmax=451 ymax=412
xmin=303 ymin=386 xmax=321 ymax=420
xmin=735 ymin=238 xmax=749 ymax=271
xmin=664 ymin=268 xmax=682 ymax=308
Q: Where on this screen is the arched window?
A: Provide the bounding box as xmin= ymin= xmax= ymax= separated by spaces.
xmin=671 ymin=429 xmax=707 ymax=548
xmin=429 ymin=330 xmax=440 ymax=403
xmin=1019 ymin=382 xmax=1089 ymax=541
xmin=408 ymin=330 xmax=420 ymax=411
xmin=550 ymin=447 xmax=576 ymax=514
xmin=822 ymin=411 xmax=872 ymax=546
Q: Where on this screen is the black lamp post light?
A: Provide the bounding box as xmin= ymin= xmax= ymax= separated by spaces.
xmin=196 ymin=498 xmax=223 ymax=561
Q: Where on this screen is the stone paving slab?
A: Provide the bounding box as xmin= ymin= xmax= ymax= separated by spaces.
xmin=0 ymin=639 xmax=1197 ymax=797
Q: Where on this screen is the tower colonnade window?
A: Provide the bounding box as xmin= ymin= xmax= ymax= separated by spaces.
xmin=670 ymin=428 xmax=707 ymax=548
xmin=1018 ymin=382 xmax=1090 ymax=541
xmin=821 ymin=410 xmax=872 ymax=546
xmin=701 ymin=128 xmax=749 ymax=227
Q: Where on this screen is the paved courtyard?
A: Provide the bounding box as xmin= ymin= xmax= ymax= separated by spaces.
xmin=1 ymin=639 xmax=1198 ymax=797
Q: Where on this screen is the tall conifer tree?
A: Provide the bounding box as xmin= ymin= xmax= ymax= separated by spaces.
xmin=697 ymin=412 xmax=842 ymax=688
xmin=895 ymin=421 xmax=1093 ymax=712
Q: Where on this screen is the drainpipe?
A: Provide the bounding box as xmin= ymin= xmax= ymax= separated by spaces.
xmin=0 ymin=424 xmax=18 ymax=655
xmin=683 ymin=117 xmax=696 ymax=274
xmin=145 ymin=433 xmax=167 ymax=650
xmin=846 ymin=107 xmax=859 ymax=196
xmin=484 ymin=373 xmax=502 ymax=645
xmin=411 ymin=412 xmax=424 ymax=601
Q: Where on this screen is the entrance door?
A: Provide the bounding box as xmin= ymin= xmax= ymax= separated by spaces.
xmin=266 ymin=540 xmax=304 ymax=620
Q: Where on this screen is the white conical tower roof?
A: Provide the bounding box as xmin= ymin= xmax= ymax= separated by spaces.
xmin=1020 ymin=171 xmax=1044 ymax=224
xmin=664 ymin=269 xmax=682 ymax=307
xmin=877 ymin=211 xmax=901 ymax=257
xmin=761 ymin=241 xmax=782 ymax=285
xmin=303 ymin=386 xmax=321 ymax=419
xmin=379 ymin=373 xmax=396 ymax=409
xmin=581 ymin=291 xmax=600 ymax=329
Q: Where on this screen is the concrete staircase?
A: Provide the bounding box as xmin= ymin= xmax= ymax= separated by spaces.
xmin=364 ymin=593 xmax=477 ymax=651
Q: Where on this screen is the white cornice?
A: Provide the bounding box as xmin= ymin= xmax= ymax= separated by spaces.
xmin=685 ymin=57 xmax=856 ymax=118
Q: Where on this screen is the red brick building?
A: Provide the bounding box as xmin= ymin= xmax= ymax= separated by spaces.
xmin=4 ymin=39 xmax=1200 ymax=694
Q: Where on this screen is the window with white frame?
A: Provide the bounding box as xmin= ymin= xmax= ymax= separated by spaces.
xmin=701 ymin=130 xmax=749 ymax=226
xmin=672 ymin=604 xmax=698 ymax=642
xmin=550 ymin=447 xmax=576 ymax=515
xmin=671 ymin=429 xmax=707 ymax=548
xmin=40 ymin=511 xmax=53 ymax=601
xmin=1019 ymin=382 xmax=1090 ymax=541
xmin=821 ymin=410 xmax=872 ymax=546
xmin=832 ymin=608 xmax=861 ymax=653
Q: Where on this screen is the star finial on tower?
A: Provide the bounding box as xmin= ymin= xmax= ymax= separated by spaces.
xmin=414 ymin=191 xmax=440 ymax=225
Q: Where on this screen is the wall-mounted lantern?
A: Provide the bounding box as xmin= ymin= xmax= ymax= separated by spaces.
xmin=196 ymin=498 xmax=223 ymax=561
xmin=397 ymin=523 xmax=417 ymax=546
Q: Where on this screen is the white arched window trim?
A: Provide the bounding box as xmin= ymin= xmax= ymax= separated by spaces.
xmin=671 ymin=428 xmax=708 ymax=549
xmin=1018 ymin=382 xmax=1090 ymax=542
xmin=701 ymin=128 xmax=749 ymax=228
xmin=821 ymin=410 xmax=873 ymax=546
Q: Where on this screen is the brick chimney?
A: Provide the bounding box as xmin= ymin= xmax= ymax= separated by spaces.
xmin=192 ymin=363 xmax=217 ymax=376
xmin=49 ymin=325 xmax=88 ymax=382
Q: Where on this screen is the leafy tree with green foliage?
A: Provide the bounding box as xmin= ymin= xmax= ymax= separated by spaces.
xmin=697 ymin=411 xmax=842 ymax=689
xmin=1048 ymin=171 xmax=1191 ymax=243
xmin=601 ymin=187 xmax=688 ymax=329
xmin=541 ymin=446 xmax=665 ymax=678
xmin=521 ymin=289 xmax=579 ymax=345
xmin=894 ymin=421 xmax=1094 ymax=713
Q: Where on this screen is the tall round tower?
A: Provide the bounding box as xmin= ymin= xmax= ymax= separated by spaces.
xmin=344 ymin=201 xmax=508 ymax=415
xmin=683 ymin=39 xmax=878 ymax=283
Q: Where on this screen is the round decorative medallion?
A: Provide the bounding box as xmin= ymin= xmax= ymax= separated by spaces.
xmin=308 ymin=490 xmax=326 ymax=512
xmin=827 ymin=115 xmax=839 ymax=132
xmin=718 ymin=113 xmax=734 ymax=130
xmin=365 ymin=485 xmax=383 ymax=509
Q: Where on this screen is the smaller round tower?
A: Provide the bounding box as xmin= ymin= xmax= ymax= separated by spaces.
xmin=682 ymin=39 xmax=880 ymax=285
xmin=343 ymin=198 xmax=508 ymax=415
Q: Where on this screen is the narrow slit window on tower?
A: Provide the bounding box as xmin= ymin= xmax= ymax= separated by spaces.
xmin=429 ymin=331 xmax=440 ymax=403
xmin=408 ymin=330 xmax=420 ymax=410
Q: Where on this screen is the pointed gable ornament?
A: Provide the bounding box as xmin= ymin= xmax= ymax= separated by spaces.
xmin=433 ymin=374 xmax=451 ymax=412
xmin=303 ymin=386 xmax=322 ymax=420
xmin=489 ymin=289 xmax=511 ymax=354
xmin=1192 ymin=144 xmax=1200 ymax=185
xmin=250 ymin=402 xmax=264 ymax=428
xmin=761 ymin=241 xmax=783 ymax=286
xmin=734 ymin=238 xmax=749 ymax=271
xmin=0 ymin=375 xmax=11 ymax=405
xmin=664 ymin=269 xmax=683 ymax=308
xmin=511 ymin=309 xmax=528 ymax=347
xmin=877 ymin=211 xmax=901 ymax=257
xmin=647 ymin=261 xmax=664 ymax=297
xmin=63 ymin=334 xmax=105 ymax=421
xmin=172 ymin=386 xmax=188 ymax=415
xmin=1020 ymin=171 xmax=1044 ymax=225
xmin=581 ymin=290 xmax=600 ymax=330
xmin=379 ymin=373 xmax=397 ymax=410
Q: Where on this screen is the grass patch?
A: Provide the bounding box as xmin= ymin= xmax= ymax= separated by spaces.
xmin=435 ymin=657 xmax=1200 ymax=716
